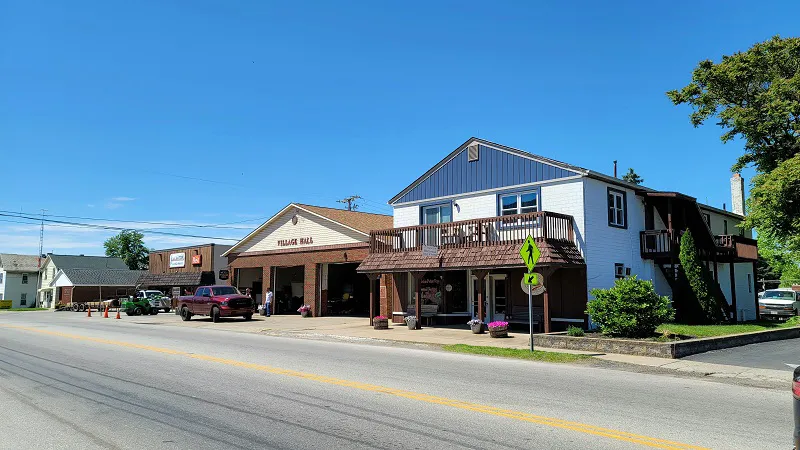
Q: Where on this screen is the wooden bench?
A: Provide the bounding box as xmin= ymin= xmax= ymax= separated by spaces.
xmin=408 ymin=304 xmax=439 ymax=325
xmin=508 ymin=306 xmax=544 ymax=332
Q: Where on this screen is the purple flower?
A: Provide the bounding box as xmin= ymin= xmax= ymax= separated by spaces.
xmin=487 ymin=321 xmax=508 ymax=329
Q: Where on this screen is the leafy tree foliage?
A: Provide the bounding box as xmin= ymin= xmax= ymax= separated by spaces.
xmin=104 ymin=230 xmax=149 ymax=270
xmin=587 ymin=277 xmax=673 ymax=338
xmin=679 ymin=231 xmax=724 ymax=323
xmin=746 ymin=154 xmax=800 ymax=251
xmin=667 ymin=35 xmax=800 ymax=174
xmin=621 ymin=168 xmax=644 ymax=185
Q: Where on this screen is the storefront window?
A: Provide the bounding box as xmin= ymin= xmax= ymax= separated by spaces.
xmin=444 ymin=272 xmax=467 ymax=313
xmin=419 ymin=273 xmax=442 ymax=313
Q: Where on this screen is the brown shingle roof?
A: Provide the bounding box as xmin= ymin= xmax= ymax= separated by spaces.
xmin=356 ymin=241 xmax=584 ymax=273
xmin=296 ymin=204 xmax=392 ymax=235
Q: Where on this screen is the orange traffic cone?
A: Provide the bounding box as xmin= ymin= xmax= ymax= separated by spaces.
xmin=103 ymin=305 xmax=109 ymax=318
xmin=87 ymin=306 xmax=91 ymax=317
xmin=115 ymin=309 xmax=121 ymax=319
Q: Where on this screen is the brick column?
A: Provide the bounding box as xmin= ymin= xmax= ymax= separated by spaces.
xmin=380 ymin=274 xmax=393 ymax=317
xmin=261 ymin=265 xmax=271 ymax=314
xmin=304 ymin=263 xmax=318 ymax=316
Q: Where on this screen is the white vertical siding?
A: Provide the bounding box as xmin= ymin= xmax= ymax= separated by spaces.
xmin=710 ymin=262 xmax=757 ymax=322
xmin=2 ymin=272 xmax=39 ymax=308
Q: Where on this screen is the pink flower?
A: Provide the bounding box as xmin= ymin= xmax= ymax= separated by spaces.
xmin=487 ymin=321 xmax=508 ymax=329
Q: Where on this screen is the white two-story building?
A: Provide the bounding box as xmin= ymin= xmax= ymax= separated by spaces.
xmin=0 ymin=254 xmax=41 ymax=309
xmin=357 ymin=138 xmax=758 ymax=330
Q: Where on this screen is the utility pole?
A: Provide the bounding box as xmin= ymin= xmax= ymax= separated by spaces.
xmin=38 ymin=209 xmax=47 ymax=268
xmin=337 ymin=195 xmax=362 ymax=211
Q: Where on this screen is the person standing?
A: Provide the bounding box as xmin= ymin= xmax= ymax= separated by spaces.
xmin=263 ymin=287 xmax=273 ymax=317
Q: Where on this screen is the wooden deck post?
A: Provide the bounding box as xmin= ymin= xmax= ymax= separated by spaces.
xmin=411 ymin=272 xmax=425 ymax=329
xmin=729 ymin=262 xmax=737 ymax=322
xmin=542 ymin=268 xmax=553 ymax=333
xmin=367 ymin=273 xmax=379 ymax=326
xmin=473 ymin=270 xmax=488 ymax=322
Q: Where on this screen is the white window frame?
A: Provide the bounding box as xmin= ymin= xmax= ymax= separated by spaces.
xmin=0 ymin=273 xmax=3 ymax=284
xmin=608 ymin=189 xmax=626 ymax=228
xmin=22 ymin=274 xmax=28 ymax=284
xmin=20 ymin=293 xmax=27 ymax=305
xmin=614 ymin=263 xmax=625 ymax=279
xmin=499 ymin=191 xmax=539 ymax=217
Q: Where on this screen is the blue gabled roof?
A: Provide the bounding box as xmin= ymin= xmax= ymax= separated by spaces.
xmin=390 ymin=138 xmax=586 ymax=204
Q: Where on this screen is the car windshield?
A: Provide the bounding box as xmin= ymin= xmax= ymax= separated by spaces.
xmin=762 ymin=291 xmax=795 ymax=300
xmin=144 ymin=291 xmax=162 ymax=297
xmin=212 ymin=287 xmax=240 ymax=296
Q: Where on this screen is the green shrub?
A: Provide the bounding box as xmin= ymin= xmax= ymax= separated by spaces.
xmin=679 ymin=230 xmax=724 ymax=323
xmin=587 ymin=276 xmax=674 ymax=338
xmin=566 ymin=325 xmax=585 ymax=337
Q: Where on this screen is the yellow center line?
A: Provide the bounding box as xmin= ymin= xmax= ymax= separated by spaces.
xmin=1 ymin=324 xmax=708 ymax=450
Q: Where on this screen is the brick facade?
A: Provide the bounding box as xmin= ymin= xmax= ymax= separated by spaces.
xmin=228 ymin=245 xmax=370 ymax=317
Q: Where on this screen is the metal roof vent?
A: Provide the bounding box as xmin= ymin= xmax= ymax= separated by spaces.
xmin=467 ymin=144 xmax=479 ymax=162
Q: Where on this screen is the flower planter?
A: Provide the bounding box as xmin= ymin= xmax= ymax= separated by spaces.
xmin=374 ymin=318 xmax=389 ymax=330
xmin=406 ymin=319 xmax=417 ymax=330
xmin=300 ymin=310 xmax=311 ymax=318
xmin=471 ymin=324 xmax=484 ymax=334
xmin=488 ymin=326 xmax=508 ymax=338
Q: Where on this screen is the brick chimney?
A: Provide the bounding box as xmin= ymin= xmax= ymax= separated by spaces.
xmin=731 ymin=173 xmax=745 ymax=216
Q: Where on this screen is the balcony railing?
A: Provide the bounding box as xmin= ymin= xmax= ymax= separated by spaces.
xmin=640 ymin=231 xmax=758 ymax=261
xmin=369 ymin=211 xmax=576 ymax=254
xmin=640 ymin=230 xmax=677 ymax=258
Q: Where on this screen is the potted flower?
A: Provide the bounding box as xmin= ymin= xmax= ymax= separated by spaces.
xmin=297 ymin=305 xmax=312 ymax=318
xmin=374 ymin=315 xmax=389 ymax=330
xmin=487 ymin=321 xmax=509 ymax=338
xmin=404 ymin=315 xmax=418 ymax=330
xmin=467 ymin=319 xmax=484 ymax=334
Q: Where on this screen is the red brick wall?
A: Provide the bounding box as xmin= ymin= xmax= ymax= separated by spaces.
xmin=228 ymin=245 xmax=369 ymax=317
xmin=59 ymin=287 xmax=72 ymax=304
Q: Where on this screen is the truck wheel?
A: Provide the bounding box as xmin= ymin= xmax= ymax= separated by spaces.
xmin=164 ymin=308 xmax=171 ymax=314
xmin=125 ymin=310 xmax=134 ymax=316
xmin=151 ymin=308 xmax=158 ymax=315
xmin=180 ymin=307 xmax=191 ymax=321
xmin=243 ymin=314 xmax=252 ymax=321
xmin=211 ymin=307 xmax=220 ymax=323
xmin=133 ymin=307 xmax=142 ymax=316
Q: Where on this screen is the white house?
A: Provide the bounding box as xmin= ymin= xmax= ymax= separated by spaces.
xmin=38 ymin=254 xmax=128 ymax=308
xmin=357 ymin=138 xmax=758 ymax=329
xmin=0 ymin=254 xmax=41 ymax=309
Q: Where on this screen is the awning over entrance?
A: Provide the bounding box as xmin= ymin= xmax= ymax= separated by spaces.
xmin=356 ymin=241 xmax=584 ymax=273
xmin=138 ymin=271 xmax=215 ymax=287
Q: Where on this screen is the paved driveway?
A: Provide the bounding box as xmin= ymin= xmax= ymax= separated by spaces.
xmin=684 ymin=337 xmax=800 ymax=371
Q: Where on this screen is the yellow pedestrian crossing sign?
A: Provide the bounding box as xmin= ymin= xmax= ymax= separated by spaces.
xmin=523 ymin=272 xmax=538 ymax=285
xmin=519 ymin=235 xmax=540 ymax=272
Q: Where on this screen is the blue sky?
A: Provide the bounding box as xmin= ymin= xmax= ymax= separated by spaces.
xmin=2 ymin=0 xmax=798 ymax=255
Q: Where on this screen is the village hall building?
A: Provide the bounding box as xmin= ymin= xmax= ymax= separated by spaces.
xmin=224 ymin=204 xmax=392 ymax=317
xmin=356 ymin=137 xmax=759 ymax=331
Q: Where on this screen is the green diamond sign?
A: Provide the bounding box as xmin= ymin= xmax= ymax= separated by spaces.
xmin=519 ymin=235 xmax=540 ymax=272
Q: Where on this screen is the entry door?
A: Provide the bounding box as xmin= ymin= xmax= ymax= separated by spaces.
xmin=488 ymin=275 xmax=507 ymax=322
xmin=422 ymin=204 xmax=452 ymax=245
xmin=470 ymin=274 xmax=507 ymax=322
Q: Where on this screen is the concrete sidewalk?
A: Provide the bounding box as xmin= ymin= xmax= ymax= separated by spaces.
xmin=130 ymin=313 xmax=793 ymax=386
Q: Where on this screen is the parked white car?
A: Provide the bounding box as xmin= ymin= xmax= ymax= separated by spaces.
xmin=136 ymin=290 xmax=171 ymax=313
xmin=758 ymin=289 xmax=800 ymax=319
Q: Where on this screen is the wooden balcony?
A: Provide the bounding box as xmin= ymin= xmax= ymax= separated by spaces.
xmin=368 ymin=211 xmax=576 ymax=254
xmin=715 ymin=235 xmax=758 ymax=261
xmin=640 ymin=230 xmax=758 ymax=262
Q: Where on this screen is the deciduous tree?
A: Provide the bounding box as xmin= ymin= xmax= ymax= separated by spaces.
xmin=104 ymin=230 xmax=149 ymax=270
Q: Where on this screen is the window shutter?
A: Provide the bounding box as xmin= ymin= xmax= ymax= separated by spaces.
xmin=467 ymin=145 xmax=479 ymax=162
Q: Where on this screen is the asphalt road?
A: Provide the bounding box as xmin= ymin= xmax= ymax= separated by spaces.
xmin=0 ymin=311 xmax=791 ymax=450
xmin=685 ymin=337 xmax=800 ymax=372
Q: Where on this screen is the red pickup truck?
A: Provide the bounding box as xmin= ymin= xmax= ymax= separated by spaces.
xmin=178 ymin=285 xmax=254 ymax=322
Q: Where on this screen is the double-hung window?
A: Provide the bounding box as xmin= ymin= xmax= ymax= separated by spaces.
xmin=607 ymin=188 xmax=627 ymax=228
xmin=499 ymin=192 xmax=538 ymax=216
xmin=22 ymin=274 xmax=28 ymax=284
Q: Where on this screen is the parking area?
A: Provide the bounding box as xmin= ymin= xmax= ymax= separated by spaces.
xmin=684 ymin=337 xmax=800 ymax=372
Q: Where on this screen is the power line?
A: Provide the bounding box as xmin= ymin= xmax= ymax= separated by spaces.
xmin=0 ymin=209 xmax=260 ymax=230
xmin=0 ymin=213 xmax=242 ymax=242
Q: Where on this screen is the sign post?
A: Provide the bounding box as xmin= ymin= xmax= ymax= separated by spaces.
xmin=519 ymin=235 xmax=541 ymax=352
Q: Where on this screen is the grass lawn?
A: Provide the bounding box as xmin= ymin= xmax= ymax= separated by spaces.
xmin=1 ymin=308 xmax=49 ymax=312
xmin=657 ymin=318 xmax=799 ymax=339
xmin=442 ymin=344 xmax=590 ymax=363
